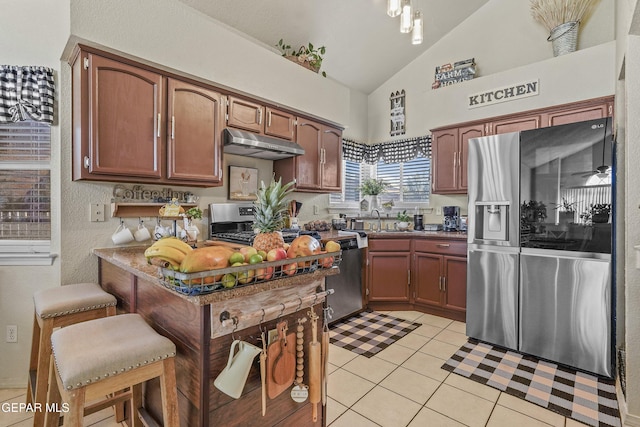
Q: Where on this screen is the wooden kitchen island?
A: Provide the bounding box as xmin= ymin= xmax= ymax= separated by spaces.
xmin=93 ymin=246 xmax=337 ymax=427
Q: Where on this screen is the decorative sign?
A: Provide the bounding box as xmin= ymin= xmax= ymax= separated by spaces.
xmin=432 ymin=58 xmax=476 ymax=89
xmin=468 ymin=79 xmax=539 ymax=109
xmin=112 ymin=184 xmax=194 ymax=203
xmin=390 ymin=90 xmax=406 ymax=136
xmin=229 ymin=166 xmax=258 ymax=201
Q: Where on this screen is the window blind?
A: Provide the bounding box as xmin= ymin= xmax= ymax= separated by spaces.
xmin=0 ymin=121 xmax=51 ymax=240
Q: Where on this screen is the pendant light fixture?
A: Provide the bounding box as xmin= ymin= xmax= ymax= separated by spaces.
xmin=411 ymin=10 xmax=423 ymax=44
xmin=387 ymin=0 xmax=401 ymax=17
xmin=400 ymin=0 xmax=413 ymax=33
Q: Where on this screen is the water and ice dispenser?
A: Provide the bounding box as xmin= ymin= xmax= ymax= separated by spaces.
xmin=475 ymin=202 xmax=509 ymax=241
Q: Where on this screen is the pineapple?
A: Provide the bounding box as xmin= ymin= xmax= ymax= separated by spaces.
xmin=252 ymin=177 xmax=295 ymax=252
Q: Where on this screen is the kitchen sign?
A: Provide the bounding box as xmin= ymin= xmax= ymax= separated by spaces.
xmin=390 ymin=90 xmax=406 ymax=136
xmin=468 ymin=79 xmax=539 ymax=109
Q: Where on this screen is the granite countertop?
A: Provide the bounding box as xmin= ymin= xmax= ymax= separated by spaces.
xmin=366 ymin=230 xmax=468 ymax=240
xmin=92 ymin=245 xmax=339 ymax=306
xmin=317 ymin=229 xmax=467 ymax=241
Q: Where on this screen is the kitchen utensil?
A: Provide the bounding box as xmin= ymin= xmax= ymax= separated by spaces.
xmin=308 ymin=308 xmax=321 ymax=422
xmin=266 ymin=321 xmax=296 ymax=399
xmin=321 ymin=310 xmax=330 ymax=406
xmin=260 ymin=331 xmax=267 ymax=416
xmin=290 ymin=316 xmax=309 ymax=403
xmin=213 ymin=339 xmax=261 ymax=399
xmin=272 ymin=321 xmax=295 ymax=385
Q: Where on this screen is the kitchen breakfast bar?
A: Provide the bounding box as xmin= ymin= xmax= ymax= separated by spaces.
xmin=93 ymin=246 xmax=337 ymax=427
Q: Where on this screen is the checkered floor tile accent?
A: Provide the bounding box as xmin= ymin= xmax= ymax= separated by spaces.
xmin=330 ymin=311 xmax=421 ymax=358
xmin=442 ymin=340 xmax=621 ymax=427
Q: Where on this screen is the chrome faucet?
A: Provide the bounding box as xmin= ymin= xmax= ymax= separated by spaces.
xmin=371 ymin=209 xmax=381 ymax=232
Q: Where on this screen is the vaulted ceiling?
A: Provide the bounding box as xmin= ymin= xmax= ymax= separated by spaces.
xmin=178 ymin=0 xmax=490 ymax=94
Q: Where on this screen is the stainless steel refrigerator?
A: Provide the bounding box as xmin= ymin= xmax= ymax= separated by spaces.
xmin=466 ymin=118 xmax=614 ymax=377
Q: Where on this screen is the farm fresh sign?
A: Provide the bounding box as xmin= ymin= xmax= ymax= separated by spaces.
xmin=468 ymin=80 xmax=539 ymax=109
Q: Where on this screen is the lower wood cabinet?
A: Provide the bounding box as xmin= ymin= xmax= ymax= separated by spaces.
xmin=367 ymin=251 xmax=411 ymax=303
xmin=366 ymin=237 xmax=467 ymax=321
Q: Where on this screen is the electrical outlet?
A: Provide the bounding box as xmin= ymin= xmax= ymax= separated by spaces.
xmin=6 ymin=325 xmax=17 ymax=343
xmin=90 ymin=203 xmax=105 ymax=222
xmin=436 ymin=207 xmax=442 ymax=215
xmin=313 ymin=205 xmax=319 ymax=215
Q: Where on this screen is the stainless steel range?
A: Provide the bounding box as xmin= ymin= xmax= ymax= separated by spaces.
xmin=208 ymin=203 xmax=319 ymax=244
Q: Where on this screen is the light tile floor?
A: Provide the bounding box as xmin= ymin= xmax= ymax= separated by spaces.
xmin=0 ymin=311 xmax=591 ymax=427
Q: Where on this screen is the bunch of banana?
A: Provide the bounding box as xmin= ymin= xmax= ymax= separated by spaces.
xmin=144 ymin=237 xmax=193 ymax=270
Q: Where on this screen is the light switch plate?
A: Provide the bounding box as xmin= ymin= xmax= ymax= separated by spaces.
xmin=436 ymin=207 xmax=442 ymax=215
xmin=90 ymin=204 xmax=105 ymax=222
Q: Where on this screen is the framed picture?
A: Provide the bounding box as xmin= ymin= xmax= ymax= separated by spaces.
xmin=229 ymin=166 xmax=258 ymax=201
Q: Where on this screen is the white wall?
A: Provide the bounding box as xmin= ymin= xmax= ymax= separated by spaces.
xmin=0 ymin=0 xmax=70 ymax=387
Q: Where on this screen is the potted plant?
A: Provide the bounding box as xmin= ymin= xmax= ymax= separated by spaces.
xmin=183 ymin=207 xmax=203 ymax=244
xmin=276 ymin=39 xmax=327 ymax=77
xmin=590 ymin=203 xmax=611 ymax=223
xmin=553 ymin=197 xmax=576 ymax=223
xmin=359 ymin=178 xmax=388 ymax=211
xmin=396 ymin=210 xmax=411 ymax=231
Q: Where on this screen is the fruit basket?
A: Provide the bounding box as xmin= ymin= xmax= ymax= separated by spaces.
xmin=159 ymin=251 xmax=342 ymax=296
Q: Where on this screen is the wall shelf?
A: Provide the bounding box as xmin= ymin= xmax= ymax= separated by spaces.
xmin=111 ymin=202 xmax=197 ymax=218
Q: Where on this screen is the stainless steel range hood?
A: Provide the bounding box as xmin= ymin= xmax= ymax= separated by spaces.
xmin=223 ymin=128 xmax=304 ymax=160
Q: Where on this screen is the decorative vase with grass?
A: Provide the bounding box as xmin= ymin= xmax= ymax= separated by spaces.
xmin=359 ymin=178 xmax=388 ymax=211
xmin=530 ymin=0 xmax=598 ymax=56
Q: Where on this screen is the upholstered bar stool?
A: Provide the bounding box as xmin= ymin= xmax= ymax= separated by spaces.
xmin=27 ymin=282 xmax=117 ymax=426
xmin=44 ymin=313 xmax=179 ymax=427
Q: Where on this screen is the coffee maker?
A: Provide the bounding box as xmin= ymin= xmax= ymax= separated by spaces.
xmin=443 ymin=206 xmax=461 ymax=231
xmin=413 ymin=214 xmax=424 ymax=231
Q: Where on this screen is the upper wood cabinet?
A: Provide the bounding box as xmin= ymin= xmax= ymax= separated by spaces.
xmin=226 ymin=96 xmax=296 ymax=141
xmin=432 ymin=124 xmax=483 ymax=193
xmin=542 ymin=102 xmax=613 ymax=127
xmin=226 ymin=97 xmax=263 ymax=133
xmin=265 ymin=107 xmax=296 ymax=141
xmin=273 ymin=118 xmax=342 ymax=193
xmin=71 ymin=48 xmax=224 ymax=187
xmin=74 ymin=53 xmax=165 ymax=180
xmin=166 ymin=79 xmax=224 ymax=183
xmin=430 ymin=96 xmax=613 ymax=195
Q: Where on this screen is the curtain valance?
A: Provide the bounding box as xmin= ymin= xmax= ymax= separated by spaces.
xmin=342 ymin=135 xmax=431 ymax=165
xmin=0 ymin=66 xmax=55 ymax=124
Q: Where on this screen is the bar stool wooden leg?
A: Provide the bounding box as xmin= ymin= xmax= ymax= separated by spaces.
xmin=26 ymin=313 xmax=40 ymax=407
xmin=44 ymin=356 xmax=62 ymax=427
xmin=33 ymin=317 xmax=54 ymax=427
xmin=159 ymin=358 xmax=179 ymax=427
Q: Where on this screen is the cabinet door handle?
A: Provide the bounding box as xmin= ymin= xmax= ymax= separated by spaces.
xmin=437 ymin=243 xmax=450 ymax=248
xmin=157 ymin=114 xmax=161 ymax=137
xmin=453 ymin=151 xmax=457 ymax=168
xmin=442 ymin=277 xmax=447 ymax=292
xmin=171 ymin=116 xmax=175 ymax=140
xmin=408 ymin=270 xmax=411 ymax=286
xmin=83 ymin=156 xmax=90 ymax=169
xmin=267 ymin=110 xmax=272 ymax=127
xmin=257 ymin=108 xmax=263 ymax=125
xmin=438 ymin=276 xmax=442 ymax=291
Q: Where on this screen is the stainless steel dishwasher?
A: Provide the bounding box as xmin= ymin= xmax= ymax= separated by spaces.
xmin=326 ymin=231 xmax=367 ymax=323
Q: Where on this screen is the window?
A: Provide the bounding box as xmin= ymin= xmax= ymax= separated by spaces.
xmin=331 ymin=156 xmax=430 ymax=206
xmin=0 ymin=120 xmax=52 ymax=264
